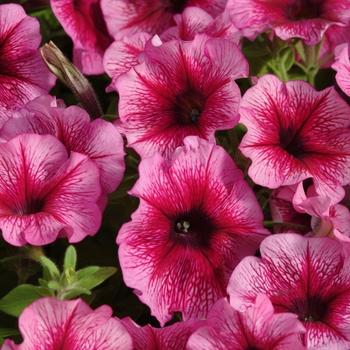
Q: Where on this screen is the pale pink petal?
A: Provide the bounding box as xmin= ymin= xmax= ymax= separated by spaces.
xmin=101 ymin=0 xmax=226 ymax=40
xmin=239 ymin=75 xmax=350 ymax=200
xmin=6 ymin=298 xmax=133 ymax=349
xmin=227 ymin=0 xmax=350 ymax=44
xmin=0 ymin=4 xmax=56 ymax=126
xmin=160 ymin=7 xmax=241 ymax=43
xmin=121 ymin=317 xmax=197 ymax=350
xmin=103 ymin=32 xmax=152 ymax=90
xmin=0 ymin=134 xmax=102 ymax=246
xmin=116 ymin=34 xmax=248 ymax=159
xmin=332 ymin=43 xmax=350 ymax=97
xmin=118 ymin=136 xmax=269 ymax=325
xmin=42 ymin=151 xmax=102 ymax=243
xmin=1 ymin=96 xmax=125 ymax=194
xmin=188 ymin=295 xmax=305 ymax=349
xmin=228 ymin=234 xmax=350 ymax=348
xmin=51 ymin=0 xmax=113 ymax=74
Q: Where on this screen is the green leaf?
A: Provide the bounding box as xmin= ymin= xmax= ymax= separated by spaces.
xmin=0 ymin=285 xmax=42 ymax=317
xmin=76 ymin=266 xmax=99 ymax=280
xmin=47 ymin=281 xmax=62 ymax=291
xmin=62 ymin=287 xmax=91 ymax=300
xmin=39 ymin=256 xmax=60 ymax=280
xmin=75 ymin=267 xmax=117 ymax=290
xmin=35 ymin=286 xmax=55 ymax=298
xmin=0 ymin=328 xmax=20 ymax=338
xmin=38 ymin=278 xmax=48 ymax=288
xmin=242 ymin=45 xmax=269 ymax=57
xmin=64 ymin=246 xmax=77 ymax=271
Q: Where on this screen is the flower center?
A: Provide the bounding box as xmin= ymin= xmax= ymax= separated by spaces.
xmin=287 ymin=294 xmax=328 ymax=323
xmin=174 ymin=89 xmax=206 ymax=126
xmin=287 ymin=1 xmax=321 ymax=20
xmin=279 ymin=127 xmax=308 ymax=159
xmin=172 ymin=209 xmax=214 ymax=248
xmin=165 ymin=0 xmax=188 ymax=14
xmin=14 ymin=198 xmax=44 ymax=216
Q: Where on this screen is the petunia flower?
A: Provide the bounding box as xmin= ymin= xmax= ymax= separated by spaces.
xmin=103 ymin=32 xmax=152 ymax=90
xmin=0 ymin=3 xmax=56 ymax=128
xmin=318 ymin=24 xmax=350 ymax=68
xmin=271 ymin=181 xmax=350 ymax=241
xmin=115 ymin=34 xmax=248 ymax=159
xmin=228 ymin=234 xmax=350 ymax=349
xmin=51 ymin=0 xmax=113 ymax=75
xmin=332 ymin=43 xmax=350 ymax=97
xmin=239 ymin=74 xmax=350 ymax=205
xmin=187 ymin=294 xmax=306 ymax=350
xmin=100 ymin=0 xmax=227 ymax=40
xmin=160 ymin=7 xmax=241 ymax=43
xmin=121 ymin=317 xmax=198 ymax=350
xmin=0 ymin=95 xmax=125 ymax=194
xmin=0 ymin=133 xmax=103 ymax=246
xmin=1 ymin=298 xmax=133 ymax=350
xmin=117 ymin=136 xmax=270 ymax=326
xmin=226 ymin=0 xmax=350 ymax=44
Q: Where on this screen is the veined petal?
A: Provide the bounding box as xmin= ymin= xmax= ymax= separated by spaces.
xmin=118 ymin=136 xmax=269 ymax=325
xmin=0 ymin=4 xmax=56 ymax=126
xmin=228 ymin=234 xmax=350 ymax=348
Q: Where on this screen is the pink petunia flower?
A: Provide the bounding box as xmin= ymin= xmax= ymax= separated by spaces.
xmin=1 ymin=298 xmax=132 ymax=350
xmin=271 ymin=181 xmax=350 ymax=241
xmin=103 ymin=8 xmax=242 ymax=87
xmin=318 ymin=24 xmax=350 ymax=68
xmin=117 ymin=136 xmax=270 ymax=326
xmin=51 ymin=0 xmax=113 ymax=75
xmin=332 ymin=43 xmax=350 ymax=96
xmin=239 ymin=74 xmax=350 ymax=205
xmin=0 ymin=133 xmax=103 ymax=246
xmin=120 ymin=317 xmax=198 ymax=350
xmin=0 ymin=95 xmax=125 ymax=194
xmin=228 ymin=234 xmax=350 ymax=349
xmin=160 ymin=7 xmax=241 ymax=43
xmin=115 ymin=34 xmax=248 ymax=159
xmin=226 ymin=0 xmax=350 ymax=44
xmin=100 ymin=0 xmax=227 ymax=40
xmin=0 ymin=4 xmax=56 ymax=128
xmin=187 ymin=294 xmax=306 ymax=349
xmin=103 ymin=32 xmax=152 ymax=90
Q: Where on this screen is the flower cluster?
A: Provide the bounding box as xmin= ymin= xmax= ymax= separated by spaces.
xmin=1 ymin=0 xmax=350 ymax=349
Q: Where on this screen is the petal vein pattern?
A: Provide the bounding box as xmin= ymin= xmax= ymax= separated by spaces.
xmin=0 ymin=134 xmax=103 ymax=246
xmin=228 ymin=234 xmax=350 ymax=348
xmin=117 ymin=136 xmax=270 ymax=326
xmin=239 ymin=75 xmax=350 ymax=203
xmin=115 ymin=34 xmax=248 ymax=160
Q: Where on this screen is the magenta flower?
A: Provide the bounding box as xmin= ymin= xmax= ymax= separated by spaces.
xmin=239 ymin=74 xmax=350 ymax=204
xmin=332 ymin=43 xmax=350 ymax=96
xmin=270 ymin=184 xmax=311 ymax=235
xmin=226 ymin=0 xmax=350 ymax=44
xmin=120 ymin=317 xmax=197 ymax=350
xmin=2 ymin=298 xmax=132 ymax=350
xmin=187 ymin=294 xmax=306 ymax=350
xmin=228 ymin=234 xmax=350 ymax=348
xmin=51 ymin=0 xmax=113 ymax=75
xmin=0 ymin=95 xmax=125 ymax=194
xmin=318 ymin=24 xmax=350 ymax=68
xmin=160 ymin=7 xmax=241 ymax=43
xmin=0 ymin=133 xmax=103 ymax=246
xmin=0 ymin=4 xmax=56 ymax=128
xmin=117 ymin=136 xmax=270 ymax=326
xmin=103 ymin=32 xmax=152 ymax=90
xmin=101 ymin=0 xmax=227 ymax=40
xmin=271 ymin=182 xmax=350 ymax=241
xmin=115 ymin=34 xmax=248 ymax=159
